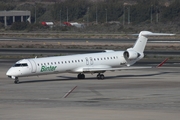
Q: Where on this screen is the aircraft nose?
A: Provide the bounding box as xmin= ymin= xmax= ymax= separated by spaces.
xmin=6 ymin=68 xmax=12 ymax=76
xmin=6 ymin=68 xmax=17 ymax=76
xmin=6 ymin=68 xmax=19 ymax=80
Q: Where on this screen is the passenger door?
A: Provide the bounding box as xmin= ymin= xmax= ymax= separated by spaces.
xmin=85 ymin=57 xmax=93 ymax=66
xmin=28 ymin=59 xmax=37 ymax=73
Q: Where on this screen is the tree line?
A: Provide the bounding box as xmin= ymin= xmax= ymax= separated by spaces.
xmin=51 ymin=0 xmax=180 ymax=24
xmin=0 ymin=0 xmax=180 ymax=31
xmin=0 ymin=0 xmax=180 ymax=24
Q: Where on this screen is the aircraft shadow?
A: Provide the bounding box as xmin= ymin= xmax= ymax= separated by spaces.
xmin=19 ymin=71 xmax=177 ymax=84
xmin=19 ymin=77 xmax=76 ymax=84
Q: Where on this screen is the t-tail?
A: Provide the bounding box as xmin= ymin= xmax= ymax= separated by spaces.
xmin=123 ymin=31 xmax=175 ymax=66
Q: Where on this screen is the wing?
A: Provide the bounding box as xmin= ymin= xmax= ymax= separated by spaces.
xmin=83 ymin=58 xmax=168 ymax=73
xmin=83 ymin=66 xmax=152 ymax=72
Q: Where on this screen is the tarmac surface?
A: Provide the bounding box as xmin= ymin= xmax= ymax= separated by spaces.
xmin=0 ymin=35 xmax=180 ymax=120
xmin=1 ymin=62 xmax=180 ymax=120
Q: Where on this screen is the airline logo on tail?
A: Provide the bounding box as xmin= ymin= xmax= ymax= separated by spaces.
xmin=41 ymin=66 xmax=57 ymax=72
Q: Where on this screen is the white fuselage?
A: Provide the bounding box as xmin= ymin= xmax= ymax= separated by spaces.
xmin=6 ymin=51 xmax=137 ymax=78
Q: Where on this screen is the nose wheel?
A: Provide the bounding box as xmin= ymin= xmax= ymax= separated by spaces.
xmin=97 ymin=73 xmax=104 ymax=80
xmin=14 ymin=77 xmax=19 ymax=84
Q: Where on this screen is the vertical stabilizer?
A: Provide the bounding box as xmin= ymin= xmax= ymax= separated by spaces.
xmin=133 ymin=33 xmax=148 ymax=53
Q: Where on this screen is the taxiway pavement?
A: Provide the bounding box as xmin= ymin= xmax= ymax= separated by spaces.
xmin=0 ymin=63 xmax=180 ymax=120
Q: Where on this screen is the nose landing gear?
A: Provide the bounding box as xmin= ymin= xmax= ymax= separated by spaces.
xmin=14 ymin=78 xmax=19 ymax=84
xmin=11 ymin=76 xmax=19 ymax=84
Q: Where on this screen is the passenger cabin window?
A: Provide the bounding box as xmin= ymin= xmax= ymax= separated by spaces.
xmin=13 ymin=63 xmax=28 ymax=67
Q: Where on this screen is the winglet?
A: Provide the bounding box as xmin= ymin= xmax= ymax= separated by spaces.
xmin=156 ymin=58 xmax=168 ymax=68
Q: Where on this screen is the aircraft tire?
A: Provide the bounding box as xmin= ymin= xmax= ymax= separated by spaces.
xmin=14 ymin=80 xmax=19 ymax=84
xmin=97 ymin=74 xmax=100 ymax=79
xmin=78 ymin=73 xmax=85 ymax=79
xmin=97 ymin=74 xmax=104 ymax=80
xmin=100 ymin=74 xmax=104 ymax=79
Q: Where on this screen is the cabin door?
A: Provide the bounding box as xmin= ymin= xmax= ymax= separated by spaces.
xmin=89 ymin=57 xmax=93 ymax=65
xmin=28 ymin=60 xmax=37 ymax=73
xmin=85 ymin=57 xmax=89 ymax=65
xmin=85 ymin=57 xmax=93 ymax=65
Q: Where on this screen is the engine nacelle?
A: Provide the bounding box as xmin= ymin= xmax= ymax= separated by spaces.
xmin=123 ymin=50 xmax=141 ymax=60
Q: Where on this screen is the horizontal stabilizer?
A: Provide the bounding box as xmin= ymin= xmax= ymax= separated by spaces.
xmin=140 ymin=31 xmax=175 ymax=36
xmin=132 ymin=31 xmax=175 ymax=36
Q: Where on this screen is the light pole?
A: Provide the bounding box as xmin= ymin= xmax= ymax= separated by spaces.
xmin=60 ymin=10 xmax=61 ymax=26
xmin=96 ymin=5 xmax=98 ymax=24
xmin=87 ymin=7 xmax=89 ymax=26
xmin=67 ymin=7 xmax=68 ymax=22
xmin=128 ymin=6 xmax=130 ymax=24
xmin=105 ymin=9 xmax=107 ymax=23
xmin=156 ymin=6 xmax=159 ymax=23
xmin=151 ymin=5 xmax=153 ymax=24
xmin=123 ymin=5 xmax=125 ymax=26
xmin=35 ymin=5 xmax=36 ymax=23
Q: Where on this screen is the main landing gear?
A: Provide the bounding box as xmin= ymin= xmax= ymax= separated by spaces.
xmin=77 ymin=73 xmax=85 ymax=79
xmin=97 ymin=73 xmax=104 ymax=80
xmin=77 ymin=73 xmax=105 ymax=80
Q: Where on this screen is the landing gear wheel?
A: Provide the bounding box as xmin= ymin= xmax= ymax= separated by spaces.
xmin=97 ymin=74 xmax=100 ymax=79
xmin=97 ymin=73 xmax=105 ymax=80
xmin=77 ymin=73 xmax=85 ymax=79
xmin=14 ymin=79 xmax=19 ymax=84
xmin=100 ymin=74 xmax=104 ymax=79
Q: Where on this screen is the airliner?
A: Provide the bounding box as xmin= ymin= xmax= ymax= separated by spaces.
xmin=6 ymin=31 xmax=174 ymax=84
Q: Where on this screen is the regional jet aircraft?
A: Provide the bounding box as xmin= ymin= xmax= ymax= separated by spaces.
xmin=6 ymin=31 xmax=174 ymax=84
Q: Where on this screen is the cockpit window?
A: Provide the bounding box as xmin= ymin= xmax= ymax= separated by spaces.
xmin=13 ymin=63 xmax=28 ymax=67
xmin=13 ymin=64 xmax=20 ymax=67
xmin=21 ymin=63 xmax=28 ymax=66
